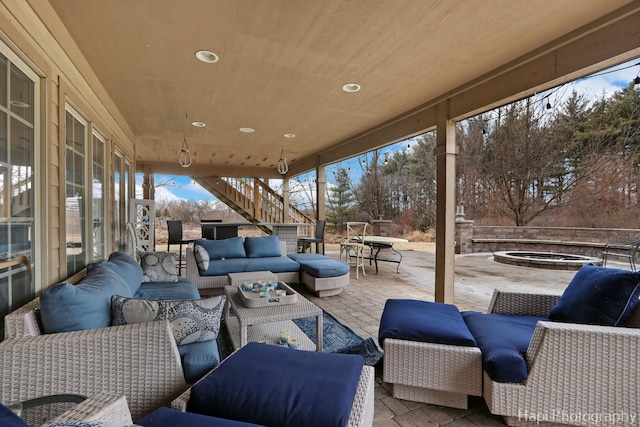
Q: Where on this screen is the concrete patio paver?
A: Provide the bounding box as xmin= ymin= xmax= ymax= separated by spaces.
xmin=291 ymin=246 xmax=600 ymax=426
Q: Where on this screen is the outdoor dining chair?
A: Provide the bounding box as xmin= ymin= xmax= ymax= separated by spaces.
xmin=297 ymin=220 xmax=326 ymax=254
xmin=340 ymin=222 xmax=368 ymax=279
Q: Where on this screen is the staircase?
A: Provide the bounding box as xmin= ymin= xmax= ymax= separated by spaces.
xmin=193 ymin=177 xmax=313 ymax=233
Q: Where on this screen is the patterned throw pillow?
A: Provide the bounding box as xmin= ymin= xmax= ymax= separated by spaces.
xmin=111 ymin=295 xmax=226 ymax=345
xmin=193 ymin=244 xmax=210 ymax=271
xmin=138 ymin=251 xmax=177 ymax=282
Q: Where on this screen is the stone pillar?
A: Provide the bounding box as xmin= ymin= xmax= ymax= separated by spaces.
xmin=455 ymin=206 xmax=475 ymax=254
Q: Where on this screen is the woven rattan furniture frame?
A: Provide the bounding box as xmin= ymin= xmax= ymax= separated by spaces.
xmin=171 ymin=357 xmax=375 ymax=427
xmin=38 ymin=393 xmax=133 ymax=426
xmin=382 ymin=339 xmax=482 ymax=409
xmin=483 ymin=290 xmax=640 ymax=427
xmin=300 ymin=269 xmax=350 ymax=297
xmin=185 ymin=241 xmax=300 ymax=290
xmin=2 ymin=298 xmax=188 ymax=420
xmin=223 ymin=285 xmax=323 ymax=351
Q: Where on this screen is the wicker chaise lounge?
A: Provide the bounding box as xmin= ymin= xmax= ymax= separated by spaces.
xmin=380 ymin=264 xmax=640 ymax=427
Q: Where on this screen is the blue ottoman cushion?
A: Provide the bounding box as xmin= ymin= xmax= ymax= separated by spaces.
xmin=179 ymin=339 xmax=221 ymax=383
xmin=378 ymin=299 xmax=477 ymax=347
xmin=136 ymin=407 xmax=265 ymax=427
xmin=462 ymin=311 xmax=547 ymax=383
xmin=289 ymin=253 xmax=349 ymax=278
xmin=187 ymin=342 xmax=364 ymax=427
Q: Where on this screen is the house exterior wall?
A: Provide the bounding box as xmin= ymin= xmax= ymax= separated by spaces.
xmin=0 ymin=2 xmax=135 ymax=290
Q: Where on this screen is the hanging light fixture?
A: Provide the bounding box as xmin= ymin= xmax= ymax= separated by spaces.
xmin=277 ymin=148 xmax=288 ymax=175
xmin=178 ymin=113 xmax=193 ymax=168
xmin=179 ymin=136 xmax=192 ymax=168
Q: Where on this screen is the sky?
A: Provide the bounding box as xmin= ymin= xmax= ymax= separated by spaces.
xmin=141 ymin=58 xmax=640 ymax=204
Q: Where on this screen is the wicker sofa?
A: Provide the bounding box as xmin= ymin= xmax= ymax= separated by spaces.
xmin=186 ymin=235 xmax=350 ymax=296
xmin=380 ymin=264 xmax=640 ymax=427
xmin=0 ymin=251 xmax=220 ymax=420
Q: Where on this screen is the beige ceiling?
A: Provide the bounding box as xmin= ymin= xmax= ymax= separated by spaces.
xmin=47 ymin=0 xmax=639 ymax=178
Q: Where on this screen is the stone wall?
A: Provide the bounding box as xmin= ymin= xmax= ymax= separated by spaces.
xmin=455 ymin=222 xmax=640 ymax=258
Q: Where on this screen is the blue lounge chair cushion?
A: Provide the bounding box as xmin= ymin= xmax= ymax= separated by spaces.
xmin=0 ymin=402 xmax=28 ymax=427
xmin=136 ymin=406 xmax=265 ymax=427
xmin=187 ymin=342 xmax=363 ymax=427
xmin=462 ymin=311 xmax=546 ymax=383
xmin=89 ymin=250 xmax=144 ymax=294
xmin=549 ymin=264 xmax=640 ymax=326
xmin=378 ymin=299 xmax=477 ymax=347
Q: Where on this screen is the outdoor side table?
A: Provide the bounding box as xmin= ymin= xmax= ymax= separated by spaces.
xmin=223 ymin=285 xmax=323 ymax=352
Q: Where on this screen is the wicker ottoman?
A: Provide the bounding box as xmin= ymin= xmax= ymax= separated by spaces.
xmin=379 ymin=299 xmax=482 ymax=409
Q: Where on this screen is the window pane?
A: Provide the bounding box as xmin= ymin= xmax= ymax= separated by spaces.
xmin=9 ymin=64 xmax=33 ymax=123
xmin=65 ymin=110 xmax=86 ymax=274
xmin=0 ymin=51 xmax=35 ymax=324
xmin=114 ymin=153 xmax=122 ymax=250
xmin=92 ymin=134 xmax=105 ymax=260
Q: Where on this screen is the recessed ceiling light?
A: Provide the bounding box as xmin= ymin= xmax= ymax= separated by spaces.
xmin=284 ymin=133 xmax=296 ymax=138
xmin=195 ymin=50 xmax=219 ymax=63
xmin=191 ymin=121 xmax=206 ymax=127
xmin=342 ymin=83 xmax=361 ymax=93
xmin=239 ymin=127 xmax=255 ymax=133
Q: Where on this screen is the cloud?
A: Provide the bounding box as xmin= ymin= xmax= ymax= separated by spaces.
xmin=154 ymin=186 xmax=185 ymax=203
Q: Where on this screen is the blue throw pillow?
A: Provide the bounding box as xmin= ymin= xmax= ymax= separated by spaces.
xmin=549 ymin=264 xmax=640 ymax=326
xmin=196 ymin=237 xmax=246 ymax=260
xmin=40 ymin=264 xmax=132 ymax=333
xmin=378 ymin=299 xmax=477 ymax=347
xmin=88 ymin=251 xmax=144 ymax=294
xmin=244 ymin=236 xmax=282 ymax=258
xmin=187 ymin=342 xmax=363 ymax=427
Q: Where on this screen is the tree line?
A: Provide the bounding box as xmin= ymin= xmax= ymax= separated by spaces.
xmin=326 ymin=83 xmax=640 ymax=232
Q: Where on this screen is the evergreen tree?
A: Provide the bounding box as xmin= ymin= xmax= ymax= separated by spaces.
xmin=326 ymin=167 xmax=355 ymax=233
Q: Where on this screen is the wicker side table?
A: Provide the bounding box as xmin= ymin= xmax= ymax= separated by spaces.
xmin=223 ymin=285 xmax=323 ymax=351
xmin=227 ymin=271 xmax=277 ymax=286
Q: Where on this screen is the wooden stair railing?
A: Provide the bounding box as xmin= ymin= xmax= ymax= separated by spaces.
xmin=192 ymin=177 xmax=312 ymax=232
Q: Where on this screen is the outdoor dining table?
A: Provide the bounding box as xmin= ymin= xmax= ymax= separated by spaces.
xmin=357 ymin=235 xmax=409 ymax=274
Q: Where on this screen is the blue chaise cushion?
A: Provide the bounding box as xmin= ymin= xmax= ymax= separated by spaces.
xmin=549 ymin=264 xmax=640 ymax=326
xmin=134 ymin=278 xmax=200 ymax=300
xmin=187 ymin=342 xmax=363 ymax=427
xmin=244 ymin=236 xmax=282 ymax=258
xmin=200 ymin=256 xmax=300 ymax=276
xmin=378 ymin=299 xmax=477 ymax=347
xmin=196 ymin=237 xmax=246 ymax=260
xmin=462 ymin=311 xmax=546 ymax=383
xmin=40 ymin=264 xmax=132 ymax=333
xmin=136 ymin=406 xmax=265 ymax=427
xmin=288 ymin=253 xmax=350 ymax=278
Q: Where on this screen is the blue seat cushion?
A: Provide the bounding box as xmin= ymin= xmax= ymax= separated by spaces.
xmin=136 ymin=407 xmax=266 ymax=427
xmin=187 ymin=342 xmax=364 ymax=427
xmin=201 ymin=256 xmax=300 ymax=276
xmin=378 ymin=299 xmax=477 ymax=347
xmin=196 ymin=237 xmax=246 ymax=260
xmin=549 ymin=264 xmax=640 ymax=326
xmin=288 ymin=253 xmax=350 ymax=278
xmin=462 ymin=311 xmax=547 ymax=383
xmin=40 ymin=264 xmax=132 ymax=333
xmin=244 ymin=236 xmax=282 ymax=258
xmin=179 ymin=340 xmax=222 ymax=383
xmin=134 ymin=278 xmax=200 ymax=300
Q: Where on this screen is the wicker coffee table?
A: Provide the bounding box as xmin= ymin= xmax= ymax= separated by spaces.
xmin=224 ymin=285 xmax=323 ymax=352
